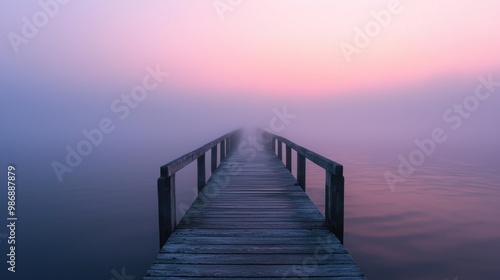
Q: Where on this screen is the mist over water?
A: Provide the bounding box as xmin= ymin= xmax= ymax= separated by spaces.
xmin=2 ymin=71 xmax=500 ymax=279
xmin=2 ymin=1 xmax=500 ymax=279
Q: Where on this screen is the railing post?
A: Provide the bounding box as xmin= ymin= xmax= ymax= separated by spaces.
xmin=225 ymin=137 xmax=230 ymax=156
xmin=325 ymin=167 xmax=344 ymax=243
xmin=271 ymin=137 xmax=276 ymax=154
xmin=211 ymin=146 xmax=217 ymax=172
xmin=285 ymin=145 xmax=292 ymax=171
xmin=277 ymin=140 xmax=283 ymax=160
xmin=220 ymin=140 xmax=225 ymax=161
xmin=157 ymin=174 xmax=176 ymax=249
xmin=231 ymin=132 xmax=240 ymax=152
xmin=233 ymin=132 xmax=241 ymax=151
xmin=297 ymin=153 xmax=306 ymax=191
xmin=197 ymin=154 xmax=206 ymax=193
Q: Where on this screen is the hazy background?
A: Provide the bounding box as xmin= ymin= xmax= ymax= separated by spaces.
xmin=1 ymin=1 xmax=500 ymax=279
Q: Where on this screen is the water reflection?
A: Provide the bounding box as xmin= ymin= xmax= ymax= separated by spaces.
xmin=302 ymin=148 xmax=500 ymax=280
xmin=1 ymin=139 xmax=499 ymax=280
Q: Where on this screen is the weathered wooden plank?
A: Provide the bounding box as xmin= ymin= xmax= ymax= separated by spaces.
xmin=176 ymin=221 xmax=325 ymax=229
xmin=166 ymin=236 xmax=339 ymax=245
xmin=169 ymin=228 xmax=332 ymax=238
xmin=200 ymin=193 xmax=309 ymax=197
xmin=144 ymin=277 xmax=365 ymax=280
xmin=143 ymin=276 xmax=365 ymax=280
xmin=188 ymin=198 xmax=318 ymax=206
xmin=180 ymin=213 xmax=322 ymax=221
xmin=205 ymin=189 xmax=304 ymax=192
xmin=191 ymin=190 xmax=308 ymax=195
xmin=184 ymin=206 xmax=320 ymax=211
xmin=194 ymin=201 xmax=317 ymax=206
xmin=179 ymin=213 xmax=324 ymax=220
xmin=153 ymin=253 xmax=354 ymax=264
xmin=202 ymin=194 xmax=314 ymax=199
xmin=178 ymin=214 xmax=324 ymax=223
xmin=160 ymin=243 xmax=346 ymax=254
xmin=146 ymin=264 xmax=364 ymax=278
xmin=185 ymin=208 xmax=321 ymax=213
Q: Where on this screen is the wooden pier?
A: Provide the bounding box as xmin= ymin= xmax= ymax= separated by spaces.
xmin=144 ymin=129 xmax=366 ymax=279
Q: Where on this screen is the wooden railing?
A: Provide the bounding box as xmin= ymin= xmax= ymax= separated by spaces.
xmin=261 ymin=130 xmax=345 ymax=243
xmin=157 ymin=129 xmax=241 ymax=248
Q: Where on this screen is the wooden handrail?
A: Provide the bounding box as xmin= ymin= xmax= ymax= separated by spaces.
xmin=157 ymin=129 xmax=242 ymax=248
xmin=261 ymin=129 xmax=345 ymax=243
xmin=271 ymin=134 xmax=343 ymax=175
xmin=160 ymin=130 xmax=239 ymax=177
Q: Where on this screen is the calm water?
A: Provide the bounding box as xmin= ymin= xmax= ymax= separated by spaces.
xmin=303 ymin=151 xmax=500 ymax=280
xmin=1 ymin=132 xmax=499 ymax=280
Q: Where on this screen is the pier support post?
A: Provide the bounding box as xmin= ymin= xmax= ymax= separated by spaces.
xmin=197 ymin=154 xmax=206 ymax=192
xmin=277 ymin=140 xmax=283 ymax=160
xmin=285 ymin=145 xmax=292 ymax=171
xmin=325 ymin=167 xmax=344 ymax=243
xmin=297 ymin=154 xmax=306 ymax=191
xmin=211 ymin=146 xmax=218 ymax=172
xmin=220 ymin=140 xmax=226 ymax=161
xmin=157 ymin=174 xmax=176 ymax=249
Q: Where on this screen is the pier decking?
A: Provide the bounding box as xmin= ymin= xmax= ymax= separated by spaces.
xmin=144 ymin=130 xmax=366 ymax=279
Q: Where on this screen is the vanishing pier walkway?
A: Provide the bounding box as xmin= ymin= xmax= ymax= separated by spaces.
xmin=144 ymin=130 xmax=366 ymax=279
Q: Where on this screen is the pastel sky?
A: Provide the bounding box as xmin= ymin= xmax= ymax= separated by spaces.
xmin=2 ymin=3 xmax=500 ymax=280
xmin=2 ymin=0 xmax=500 ymax=98
xmin=2 ymin=0 xmax=500 ymax=161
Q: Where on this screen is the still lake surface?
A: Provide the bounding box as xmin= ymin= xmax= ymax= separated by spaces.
xmin=1 ymin=132 xmax=499 ymax=280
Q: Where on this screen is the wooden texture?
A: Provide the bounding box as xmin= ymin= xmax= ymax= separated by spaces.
xmin=220 ymin=140 xmax=226 ymax=161
xmin=297 ymin=153 xmax=306 ymax=191
xmin=157 ymin=175 xmax=176 ymax=248
xmin=326 ymin=171 xmax=345 ymax=243
xmin=145 ymin=148 xmax=365 ymax=279
xmin=277 ymin=139 xmax=283 ymax=160
xmin=285 ymin=145 xmax=292 ymax=171
xmin=210 ymin=146 xmax=217 ymax=172
xmin=197 ymin=154 xmax=206 ymax=193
